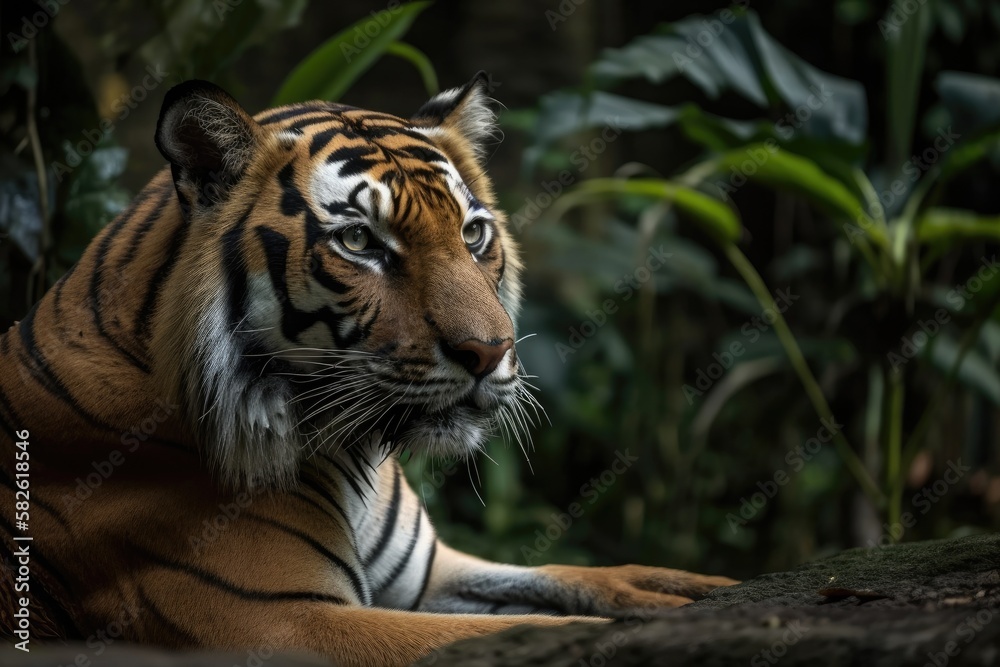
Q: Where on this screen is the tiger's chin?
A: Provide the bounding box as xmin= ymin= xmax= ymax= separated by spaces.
xmin=395 ymin=404 xmax=494 ymax=459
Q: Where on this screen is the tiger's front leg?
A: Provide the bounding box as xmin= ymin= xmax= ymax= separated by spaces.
xmin=415 ymin=542 xmax=738 ymax=617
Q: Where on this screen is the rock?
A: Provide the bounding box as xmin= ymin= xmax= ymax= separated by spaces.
xmin=2 ymin=535 xmax=997 ymax=666
xmin=414 ymin=533 xmax=1000 ymax=666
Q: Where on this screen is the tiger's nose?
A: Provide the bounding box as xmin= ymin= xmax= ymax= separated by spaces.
xmin=444 ymin=338 xmax=513 ymax=378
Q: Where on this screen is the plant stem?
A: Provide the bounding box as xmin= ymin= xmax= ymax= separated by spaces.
xmin=25 ymin=39 xmax=50 ymax=305
xmin=885 ymin=369 xmax=904 ymax=539
xmin=723 ymin=244 xmax=886 ymax=509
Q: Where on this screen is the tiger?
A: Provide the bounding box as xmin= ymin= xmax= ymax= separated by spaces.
xmin=0 ymin=73 xmax=736 ymax=666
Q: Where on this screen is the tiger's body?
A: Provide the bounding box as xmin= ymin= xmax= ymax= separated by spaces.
xmin=0 ymin=75 xmax=734 ymax=665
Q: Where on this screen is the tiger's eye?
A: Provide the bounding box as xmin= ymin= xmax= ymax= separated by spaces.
xmin=463 ymin=221 xmax=484 ymax=247
xmin=341 ymin=226 xmax=369 ymax=252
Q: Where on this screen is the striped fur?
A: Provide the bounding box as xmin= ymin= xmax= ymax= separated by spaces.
xmin=0 ymin=76 xmax=735 ymax=665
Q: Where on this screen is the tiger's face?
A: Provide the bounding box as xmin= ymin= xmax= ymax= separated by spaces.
xmin=154 ymin=76 xmax=530 ymax=486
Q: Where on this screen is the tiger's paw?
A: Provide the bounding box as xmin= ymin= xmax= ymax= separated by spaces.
xmin=539 ymin=564 xmax=739 ymax=613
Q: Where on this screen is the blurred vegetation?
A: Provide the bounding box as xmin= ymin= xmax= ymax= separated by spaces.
xmin=2 ymin=0 xmax=999 ymax=579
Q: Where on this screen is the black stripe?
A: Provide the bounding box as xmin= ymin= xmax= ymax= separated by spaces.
xmin=220 ymin=208 xmax=253 ymax=329
xmin=309 ymin=128 xmax=340 ymax=157
xmin=374 ymin=506 xmax=422 ymax=595
xmin=310 ymin=253 xmax=351 ymax=294
xmin=363 ymin=125 xmax=439 ymax=143
xmin=116 ymin=186 xmax=172 ymax=271
xmin=381 ymin=170 xmax=400 ymax=189
xmin=346 ymin=181 xmax=370 ymax=214
xmin=244 ymin=513 xmax=369 ymax=605
xmin=347 ymin=449 xmax=376 ymax=492
xmin=278 ymin=162 xmax=307 ymax=216
xmin=400 ymin=145 xmax=447 ymax=162
xmin=305 ymin=210 xmax=325 ymax=247
xmin=289 ymin=116 xmax=342 ymax=132
xmin=410 ymin=539 xmax=437 ymax=610
xmin=52 ymin=260 xmax=79 ymax=313
xmin=131 ymin=543 xmax=349 ymax=604
xmin=292 ymin=490 xmax=342 ymax=523
xmin=354 ymin=300 xmax=372 ymax=321
xmin=256 ymin=227 xmax=346 ymax=344
xmin=89 ymin=190 xmax=168 ymax=372
xmin=299 ymin=474 xmax=353 ymax=537
xmin=329 ymin=145 xmax=381 ymax=177
xmin=396 ymin=191 xmax=414 ymax=225
xmin=327 ymin=143 xmax=378 ymax=164
xmin=16 ymin=309 xmax=121 ymax=433
xmin=135 ymin=586 xmax=200 ymax=646
xmin=321 ymin=201 xmax=355 ymax=217
xmin=324 ymin=455 xmax=367 ymax=502
xmin=349 ymin=111 xmax=405 ymax=123
xmin=135 ymin=213 xmax=191 ymax=341
xmin=365 ymin=465 xmax=401 ymax=566
xmin=359 ymin=303 xmax=381 ymax=340
xmin=258 ymin=104 xmax=342 ymax=126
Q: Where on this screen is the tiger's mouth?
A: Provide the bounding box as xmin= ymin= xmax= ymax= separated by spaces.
xmin=289 ymin=353 xmax=535 ymax=460
xmin=298 ymin=381 xmax=501 ymax=458
xmin=378 ymin=391 xmax=498 ymax=456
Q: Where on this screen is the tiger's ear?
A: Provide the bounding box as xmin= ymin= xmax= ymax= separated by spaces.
xmin=411 ymin=71 xmax=498 ymax=163
xmin=155 ymin=80 xmax=261 ymax=208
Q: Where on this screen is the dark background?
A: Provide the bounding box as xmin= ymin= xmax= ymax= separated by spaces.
xmin=2 ymin=0 xmax=999 ymax=580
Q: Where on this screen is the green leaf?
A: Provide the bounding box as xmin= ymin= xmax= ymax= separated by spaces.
xmin=272 ymin=1 xmax=431 ymax=105
xmin=140 ymin=0 xmax=308 ymax=80
xmin=553 ymin=178 xmax=741 ymax=243
xmin=385 ymin=41 xmax=438 ymax=97
xmin=935 ymin=70 xmax=1000 ymax=136
xmin=928 ymin=333 xmax=1000 ymax=405
xmin=916 ymin=208 xmax=1000 ymax=245
xmin=533 ymin=90 xmax=679 ymax=146
xmin=738 ymin=12 xmax=867 ymax=146
xmin=675 ymin=103 xmax=867 ymax=163
xmin=589 ymin=11 xmax=867 ymax=146
xmin=935 ymin=128 xmax=1000 ymax=184
xmin=711 ymin=147 xmax=881 ymax=242
xmin=882 ymin=0 xmax=932 ymax=168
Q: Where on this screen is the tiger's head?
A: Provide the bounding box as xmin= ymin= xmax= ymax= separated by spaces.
xmin=152 ymin=75 xmax=533 ymax=488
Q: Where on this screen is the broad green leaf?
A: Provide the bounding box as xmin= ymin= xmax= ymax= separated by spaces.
xmin=529 ymin=217 xmax=718 ymax=296
xmin=676 ymin=104 xmax=868 ymax=163
xmin=937 ymin=129 xmax=1000 ymax=183
xmin=272 ymin=2 xmax=431 ymax=105
xmin=916 ymin=208 xmax=1000 ymax=245
xmin=882 ymin=0 xmax=932 ymax=168
xmin=533 ymin=90 xmax=678 ymax=146
xmin=935 ymin=70 xmax=1000 ymax=136
xmin=737 ymin=11 xmax=868 ymax=145
xmin=589 ymin=11 xmax=868 ymax=147
xmin=928 ymin=334 xmax=1000 ymax=405
xmin=712 ymin=147 xmax=874 ymax=231
xmin=553 ymin=178 xmax=741 ymax=243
